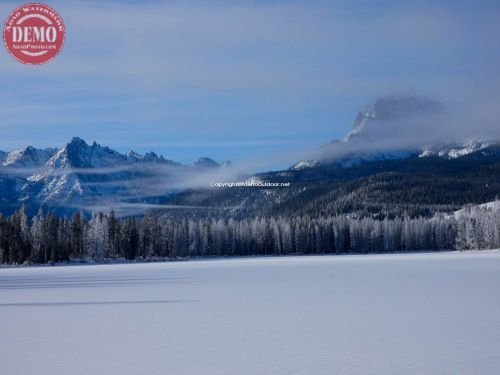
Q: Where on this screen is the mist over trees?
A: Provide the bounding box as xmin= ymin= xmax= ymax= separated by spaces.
xmin=1 ymin=204 xmax=498 ymax=265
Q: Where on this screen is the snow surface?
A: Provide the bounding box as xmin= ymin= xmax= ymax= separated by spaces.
xmin=1 ymin=252 xmax=500 ymax=375
xmin=2 ymin=146 xmax=56 ymax=168
xmin=291 ymin=159 xmax=320 ymax=170
xmin=419 ymin=140 xmax=490 ymax=159
xmin=453 ymin=200 xmax=500 ymax=218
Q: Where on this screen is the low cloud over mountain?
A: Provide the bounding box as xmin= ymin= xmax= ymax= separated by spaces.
xmin=0 ymin=137 xmax=236 ymax=216
xmin=293 ymin=94 xmax=497 ymax=169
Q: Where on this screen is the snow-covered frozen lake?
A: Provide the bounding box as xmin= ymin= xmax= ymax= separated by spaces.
xmin=1 ymin=252 xmax=500 ymax=375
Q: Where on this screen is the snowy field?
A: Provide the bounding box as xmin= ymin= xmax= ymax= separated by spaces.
xmin=1 ymin=252 xmax=500 ymax=375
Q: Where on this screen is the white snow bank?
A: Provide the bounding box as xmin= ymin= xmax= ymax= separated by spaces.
xmin=1 ymin=252 xmax=500 ymax=375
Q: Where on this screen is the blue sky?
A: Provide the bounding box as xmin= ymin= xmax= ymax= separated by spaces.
xmin=1 ymin=0 xmax=499 ymax=169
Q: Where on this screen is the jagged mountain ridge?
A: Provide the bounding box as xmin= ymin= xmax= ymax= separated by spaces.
xmin=1 ymin=146 xmax=57 ymax=169
xmin=0 ymin=137 xmax=228 ymax=214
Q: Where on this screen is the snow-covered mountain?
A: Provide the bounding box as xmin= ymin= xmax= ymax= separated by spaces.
xmin=419 ymin=140 xmax=490 ymax=159
xmin=2 ymin=146 xmax=56 ymax=169
xmin=291 ymin=159 xmax=320 ymax=170
xmin=342 ymin=94 xmax=443 ymax=144
xmin=292 ymin=94 xmax=497 ymax=170
xmin=192 ymin=157 xmax=221 ymax=169
xmin=0 ymin=137 xmax=230 ymax=212
xmin=126 ymin=150 xmax=178 ymax=165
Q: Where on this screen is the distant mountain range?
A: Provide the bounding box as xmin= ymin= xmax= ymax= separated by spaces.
xmin=1 ymin=94 xmax=499 ymax=218
xmin=0 ymin=137 xmax=229 ymax=216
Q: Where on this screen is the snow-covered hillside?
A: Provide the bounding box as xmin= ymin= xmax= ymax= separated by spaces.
xmin=1 ymin=253 xmax=500 ymax=375
xmin=419 ymin=140 xmax=490 ymax=159
xmin=454 ymin=200 xmax=500 ymax=218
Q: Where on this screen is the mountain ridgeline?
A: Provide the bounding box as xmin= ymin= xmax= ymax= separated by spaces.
xmin=1 ymin=94 xmax=500 ymax=219
xmin=0 ymin=137 xmax=227 ymax=216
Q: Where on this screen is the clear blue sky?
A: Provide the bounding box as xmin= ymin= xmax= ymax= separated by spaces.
xmin=1 ymin=0 xmax=499 ymax=169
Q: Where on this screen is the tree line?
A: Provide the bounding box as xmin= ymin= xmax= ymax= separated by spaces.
xmin=0 ymin=204 xmax=499 ymax=264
